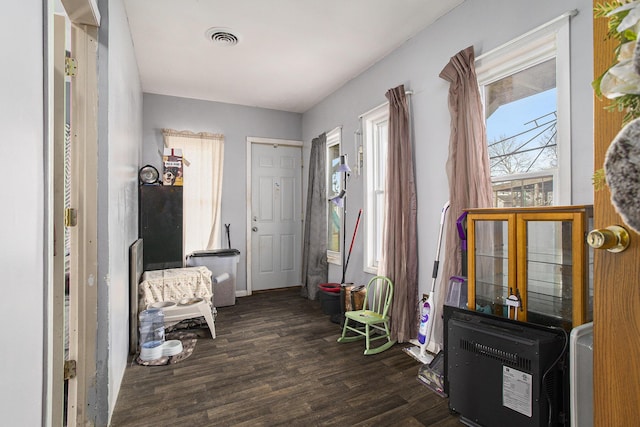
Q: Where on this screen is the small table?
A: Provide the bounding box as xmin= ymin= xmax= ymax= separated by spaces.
xmin=140 ymin=267 xmax=216 ymax=339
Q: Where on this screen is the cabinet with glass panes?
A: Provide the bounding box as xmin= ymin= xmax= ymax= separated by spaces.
xmin=465 ymin=205 xmax=593 ymax=330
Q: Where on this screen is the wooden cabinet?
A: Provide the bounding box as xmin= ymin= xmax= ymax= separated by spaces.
xmin=466 ymin=205 xmax=593 ymax=329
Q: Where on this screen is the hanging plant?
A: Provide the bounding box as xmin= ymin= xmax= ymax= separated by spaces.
xmin=593 ymin=2 xmax=640 ymax=232
xmin=593 ymin=1 xmax=640 ymax=124
xmin=592 ymin=1 xmax=640 ymax=190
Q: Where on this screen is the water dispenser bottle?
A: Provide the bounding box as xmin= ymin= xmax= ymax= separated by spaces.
xmin=139 ymin=308 xmax=165 ymax=360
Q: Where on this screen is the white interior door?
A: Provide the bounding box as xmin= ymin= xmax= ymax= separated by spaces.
xmin=249 ymin=140 xmax=302 ymax=291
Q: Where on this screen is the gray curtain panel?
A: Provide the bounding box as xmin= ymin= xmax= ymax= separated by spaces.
xmin=380 ymin=85 xmax=419 ymax=343
xmin=438 ymin=46 xmax=493 ymax=346
xmin=301 ymin=133 xmax=328 ymax=300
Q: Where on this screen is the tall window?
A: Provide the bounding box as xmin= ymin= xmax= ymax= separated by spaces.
xmin=476 ymin=13 xmax=572 ymax=207
xmin=163 ymin=129 xmax=225 ymax=254
xmin=326 ymin=127 xmax=342 ymax=264
xmin=362 ymin=104 xmax=388 ymax=273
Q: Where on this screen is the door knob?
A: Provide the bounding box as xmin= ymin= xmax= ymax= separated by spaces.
xmin=252 ymin=226 xmax=258 ymax=232
xmin=587 ymin=225 xmax=630 ymax=253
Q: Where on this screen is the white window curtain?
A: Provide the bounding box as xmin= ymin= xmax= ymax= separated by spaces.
xmin=162 ymin=129 xmax=225 ymax=255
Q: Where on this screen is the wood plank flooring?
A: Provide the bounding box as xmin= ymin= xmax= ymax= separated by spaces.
xmin=110 ymin=287 xmax=461 ymax=426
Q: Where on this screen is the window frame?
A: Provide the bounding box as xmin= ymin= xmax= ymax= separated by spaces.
xmin=476 ymin=13 xmax=572 ymax=206
xmin=326 ymin=127 xmax=342 ymax=265
xmin=362 ymin=104 xmax=389 ymax=274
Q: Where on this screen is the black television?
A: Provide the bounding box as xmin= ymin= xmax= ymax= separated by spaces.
xmin=445 ymin=306 xmax=568 ymax=427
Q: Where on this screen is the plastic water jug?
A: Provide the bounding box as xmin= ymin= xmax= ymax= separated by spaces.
xmin=139 ymin=308 xmax=165 ymax=350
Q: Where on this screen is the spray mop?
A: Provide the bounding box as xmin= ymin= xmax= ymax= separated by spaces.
xmin=404 ymin=201 xmax=450 ymax=364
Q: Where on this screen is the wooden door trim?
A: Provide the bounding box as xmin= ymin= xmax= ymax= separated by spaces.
xmin=593 ymin=1 xmax=640 ymax=424
xmin=66 ymin=22 xmax=99 ymax=427
xmin=47 ymin=2 xmax=100 ymax=424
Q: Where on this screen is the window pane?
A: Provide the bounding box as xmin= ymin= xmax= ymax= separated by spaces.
xmin=485 ymin=59 xmax=557 ymax=207
xmin=373 ymin=121 xmax=387 ymax=266
xmin=492 ymin=175 xmax=554 ymax=208
xmin=362 ymin=104 xmax=389 ymax=273
xmin=327 ymin=144 xmax=341 ymax=253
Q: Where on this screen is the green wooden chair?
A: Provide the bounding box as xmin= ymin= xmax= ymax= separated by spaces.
xmin=337 ymin=275 xmax=396 ymax=355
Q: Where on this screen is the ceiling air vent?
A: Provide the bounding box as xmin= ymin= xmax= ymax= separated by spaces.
xmin=205 ymin=27 xmax=240 ymax=47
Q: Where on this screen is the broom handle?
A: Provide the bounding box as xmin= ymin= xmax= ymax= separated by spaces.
xmin=348 ymin=209 xmax=362 ymax=256
xmin=343 ymin=209 xmax=362 ymax=280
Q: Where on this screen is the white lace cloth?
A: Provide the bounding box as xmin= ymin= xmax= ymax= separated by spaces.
xmin=139 ymin=266 xmax=213 ymax=311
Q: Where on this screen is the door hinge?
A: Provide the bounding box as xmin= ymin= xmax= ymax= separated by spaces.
xmin=64 ymin=360 xmax=77 ymax=380
xmin=65 ymin=57 xmax=77 ymax=77
xmin=65 ymin=208 xmax=77 ymax=227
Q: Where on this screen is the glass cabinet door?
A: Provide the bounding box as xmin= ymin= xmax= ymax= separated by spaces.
xmin=468 ymin=214 xmax=516 ymax=319
xmin=518 ymin=212 xmax=589 ymax=329
xmin=520 ymin=218 xmax=573 ymax=327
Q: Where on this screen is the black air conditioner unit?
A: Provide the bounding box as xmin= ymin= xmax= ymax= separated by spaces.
xmin=445 ymin=307 xmax=568 ymax=427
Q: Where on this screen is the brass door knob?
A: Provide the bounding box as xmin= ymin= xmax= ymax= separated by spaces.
xmin=587 ymin=225 xmax=630 ymax=252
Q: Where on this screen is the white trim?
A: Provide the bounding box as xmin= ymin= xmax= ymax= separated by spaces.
xmin=358 ymin=90 xmax=413 ymax=119
xmin=326 ymin=125 xmax=342 ymax=136
xmin=362 ymin=103 xmax=390 ymax=274
xmin=326 ymin=128 xmax=342 ymax=265
xmin=477 ymin=12 xmax=573 ymax=206
xmin=245 ymin=136 xmax=303 ymax=296
xmin=476 ymin=10 xmax=577 ymax=62
xmin=245 ymin=136 xmax=303 ymax=148
xmin=555 ymin=18 xmax=572 ymax=205
xmin=45 ymin=7 xmax=57 ymax=427
xmin=60 ymin=0 xmax=100 ymax=26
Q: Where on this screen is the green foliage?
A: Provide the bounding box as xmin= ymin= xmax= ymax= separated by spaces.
xmin=593 ymin=1 xmax=640 ymax=125
xmin=604 ymin=93 xmax=640 ymax=122
xmin=594 ymin=2 xmax=633 ymax=41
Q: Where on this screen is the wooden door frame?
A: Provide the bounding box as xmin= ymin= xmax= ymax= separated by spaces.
xmin=593 ymin=1 xmax=640 ymax=424
xmin=66 ymin=21 xmax=99 ymax=427
xmin=45 ymin=1 xmax=99 ymax=424
xmin=245 ymin=137 xmax=303 ymax=296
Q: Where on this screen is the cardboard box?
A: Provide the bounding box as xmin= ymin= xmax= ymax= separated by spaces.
xmin=162 ymin=148 xmax=183 ymax=186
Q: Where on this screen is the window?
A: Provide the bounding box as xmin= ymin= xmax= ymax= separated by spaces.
xmin=326 ymin=127 xmax=342 ymax=264
xmin=163 ymin=130 xmax=225 ymax=254
xmin=362 ymin=104 xmax=388 ymax=273
xmin=476 ymin=13 xmax=572 ymax=207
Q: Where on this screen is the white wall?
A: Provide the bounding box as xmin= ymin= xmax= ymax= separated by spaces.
xmin=103 ymin=0 xmax=143 ymax=422
xmin=142 ymin=94 xmax=302 ymax=293
xmin=302 ymin=0 xmax=594 ymax=297
xmin=0 ymin=1 xmax=46 ymax=426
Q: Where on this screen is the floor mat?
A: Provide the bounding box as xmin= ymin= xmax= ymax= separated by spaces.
xmin=135 ymin=331 xmax=198 ymax=366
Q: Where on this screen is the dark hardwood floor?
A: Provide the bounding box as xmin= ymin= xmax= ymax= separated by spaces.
xmin=111 ymin=287 xmax=461 ymax=426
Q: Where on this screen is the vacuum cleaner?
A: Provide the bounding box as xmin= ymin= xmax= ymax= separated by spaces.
xmin=404 ymin=200 xmax=450 ymax=364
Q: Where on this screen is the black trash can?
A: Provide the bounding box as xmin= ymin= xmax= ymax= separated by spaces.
xmin=318 ymin=283 xmax=341 ymax=316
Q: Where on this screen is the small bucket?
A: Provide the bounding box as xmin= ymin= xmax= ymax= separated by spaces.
xmin=318 ymin=283 xmax=341 ymax=315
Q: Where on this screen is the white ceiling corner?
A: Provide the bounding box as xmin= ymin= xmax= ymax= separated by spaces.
xmin=123 ymin=0 xmax=464 ymax=113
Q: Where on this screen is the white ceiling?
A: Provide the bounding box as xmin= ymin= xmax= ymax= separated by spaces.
xmin=123 ymin=0 xmax=464 ymax=113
